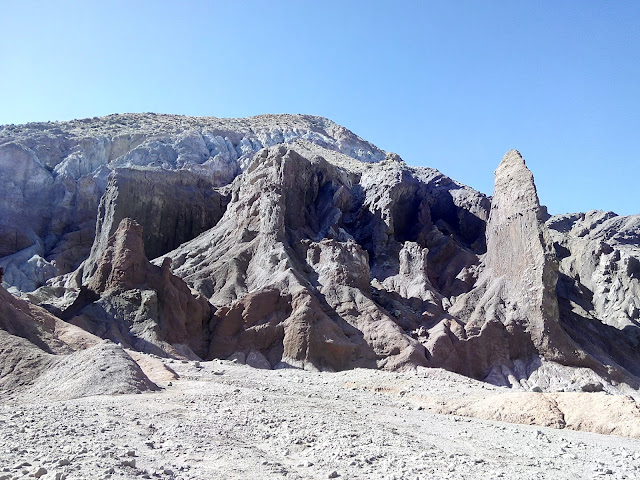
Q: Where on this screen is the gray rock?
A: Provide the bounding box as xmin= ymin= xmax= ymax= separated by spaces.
xmin=227 ymin=352 xmax=246 ymax=364
xmin=0 ymin=113 xmax=386 ymax=293
xmin=547 ymin=211 xmax=640 ymax=379
xmin=246 ymin=351 xmax=272 ymax=370
xmin=581 ymin=382 xmax=604 ymax=393
xmin=2 ymin=114 xmax=640 ymax=396
xmin=33 ymin=467 xmax=47 ymax=478
xmin=120 ymin=458 xmax=135 ymax=468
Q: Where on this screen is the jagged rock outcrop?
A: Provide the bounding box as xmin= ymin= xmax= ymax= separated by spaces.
xmin=548 ymin=211 xmax=640 ymax=379
xmin=424 ymin=151 xmax=639 ymax=392
xmin=164 ymin=148 xmax=427 ymax=369
xmin=161 ymin=145 xmax=489 ymax=370
xmin=549 ymin=211 xmax=640 ymax=329
xmin=61 ymin=218 xmax=213 ymax=359
xmin=2 ymin=114 xmax=640 ymax=396
xmin=79 ymin=167 xmax=228 ymax=284
xmin=0 ymin=114 xmax=385 ymax=292
xmin=430 ymin=151 xmax=591 ymax=381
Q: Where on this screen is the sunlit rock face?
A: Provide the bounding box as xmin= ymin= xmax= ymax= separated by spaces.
xmin=0 ymin=114 xmax=385 ymax=291
xmin=548 ymin=211 xmax=640 ymax=379
xmin=2 ymin=114 xmax=640 ymax=396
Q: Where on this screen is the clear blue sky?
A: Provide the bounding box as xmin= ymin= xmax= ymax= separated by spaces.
xmin=1 ymin=1 xmax=638 ymax=215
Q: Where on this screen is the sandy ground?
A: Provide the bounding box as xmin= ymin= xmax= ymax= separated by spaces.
xmin=2 ymin=358 xmax=640 ymax=480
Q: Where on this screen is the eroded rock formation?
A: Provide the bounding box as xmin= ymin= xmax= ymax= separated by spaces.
xmin=549 ymin=211 xmax=640 ymax=379
xmin=0 ymin=114 xmax=384 ymax=292
xmin=0 ymin=283 xmax=156 ymax=400
xmin=432 ymin=151 xmax=593 ymax=381
xmin=61 ymin=218 xmax=213 ymax=359
xmin=80 ymin=168 xmax=228 ymax=284
xmin=2 ymin=114 xmax=640 ymax=397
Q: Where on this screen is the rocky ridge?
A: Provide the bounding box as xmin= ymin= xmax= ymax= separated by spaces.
xmin=0 ymin=114 xmax=384 ymax=292
xmin=1 ymin=114 xmax=639 ymax=404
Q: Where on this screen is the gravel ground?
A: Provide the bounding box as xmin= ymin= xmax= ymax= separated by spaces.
xmin=1 ymin=358 xmax=640 ymax=480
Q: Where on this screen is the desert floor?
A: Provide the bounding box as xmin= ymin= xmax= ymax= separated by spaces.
xmin=1 ymin=357 xmax=640 ymax=480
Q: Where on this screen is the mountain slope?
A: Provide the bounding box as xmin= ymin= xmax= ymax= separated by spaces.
xmin=1 ymin=114 xmax=639 ymax=398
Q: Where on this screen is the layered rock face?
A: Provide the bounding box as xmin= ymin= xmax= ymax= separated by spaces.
xmin=62 ymin=218 xmax=213 ymax=359
xmin=79 ymin=168 xmax=228 ymax=284
xmin=2 ymin=114 xmax=640 ymax=396
xmin=549 ymin=211 xmax=640 ymax=379
xmin=0 ymin=283 xmax=156 ymax=400
xmin=0 ymin=114 xmax=384 ymax=292
xmin=161 ymin=146 xmax=489 ymax=370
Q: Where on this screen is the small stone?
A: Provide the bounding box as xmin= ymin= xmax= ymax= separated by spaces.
xmin=328 ymin=472 xmax=340 ymax=479
xmin=33 ymin=467 xmax=47 ymax=478
xmin=581 ymin=382 xmax=604 ymax=393
xmin=120 ymin=459 xmax=136 ymax=468
xmin=47 ymin=473 xmax=67 ymax=480
xmin=246 ymin=351 xmax=272 ymax=370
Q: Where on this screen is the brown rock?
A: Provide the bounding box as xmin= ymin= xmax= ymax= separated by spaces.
xmin=439 ymin=150 xmax=593 ymax=381
xmin=0 ymin=284 xmax=156 ymax=399
xmin=71 ymin=218 xmax=213 ymax=359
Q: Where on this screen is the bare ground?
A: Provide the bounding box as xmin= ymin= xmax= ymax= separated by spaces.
xmin=1 ymin=357 xmax=640 ymax=480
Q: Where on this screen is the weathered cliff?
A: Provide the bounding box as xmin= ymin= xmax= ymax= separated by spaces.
xmin=2 ymin=114 xmax=640 ymax=396
xmin=0 ymin=114 xmax=384 ymax=291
